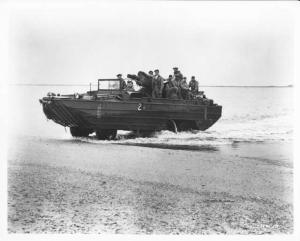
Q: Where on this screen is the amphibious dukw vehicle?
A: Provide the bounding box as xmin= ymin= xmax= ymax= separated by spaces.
xmin=39 ymin=77 xmax=222 ymax=140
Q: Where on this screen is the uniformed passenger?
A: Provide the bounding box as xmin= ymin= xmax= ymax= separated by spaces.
xmin=172 ymin=67 xmax=178 ymax=75
xmin=167 ymin=75 xmax=175 ymax=88
xmin=171 ymin=68 xmax=182 ymax=98
xmin=117 ymin=74 xmax=127 ymax=90
xmin=176 ymin=71 xmax=183 ymax=81
xmin=189 ymin=76 xmax=199 ymax=94
xmin=172 ymin=72 xmax=180 ymax=88
xmin=181 ymin=77 xmax=188 ymax=88
xmin=125 ymin=79 xmax=135 ymax=92
xmin=173 ymin=67 xmax=183 ymax=86
xmin=172 ymin=67 xmax=183 ymax=81
xmin=152 ymin=69 xmax=164 ymax=98
xmin=180 ymin=77 xmax=190 ymax=99
xmin=161 ymin=75 xmax=170 ymax=98
xmin=164 ymin=74 xmax=180 ymax=99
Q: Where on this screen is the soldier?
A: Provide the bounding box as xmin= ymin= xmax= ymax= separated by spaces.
xmin=117 ymin=74 xmax=127 ymax=90
xmin=172 ymin=67 xmax=179 ymax=76
xmin=125 ymin=79 xmax=135 ymax=92
xmin=189 ymin=76 xmax=199 ymax=94
xmin=171 ymin=68 xmax=183 ymax=98
xmin=180 ymin=77 xmax=190 ymax=99
xmin=166 ymin=74 xmax=175 ymax=88
xmin=181 ymin=77 xmax=189 ymax=88
xmin=162 ymin=75 xmax=172 ymax=98
xmin=164 ymin=74 xmax=180 ymax=99
xmin=152 ymin=69 xmax=164 ymax=98
xmin=148 ymin=70 xmax=154 ymax=76
xmin=172 ymin=68 xmax=183 ymax=87
xmin=172 ymin=67 xmax=183 ymax=81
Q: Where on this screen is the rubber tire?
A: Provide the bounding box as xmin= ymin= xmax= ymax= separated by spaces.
xmin=139 ymin=130 xmax=155 ymax=137
xmin=96 ymin=129 xmax=117 ymax=140
xmin=177 ymin=121 xmax=193 ymax=132
xmin=70 ymin=127 xmax=90 ymax=137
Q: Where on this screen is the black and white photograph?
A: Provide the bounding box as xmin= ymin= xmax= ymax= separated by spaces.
xmin=1 ymin=0 xmax=299 ymax=238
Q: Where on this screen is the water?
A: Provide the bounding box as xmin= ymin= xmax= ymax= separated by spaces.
xmin=8 ymin=85 xmax=293 ymax=147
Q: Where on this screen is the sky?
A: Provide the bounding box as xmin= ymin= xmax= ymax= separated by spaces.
xmin=8 ymin=1 xmax=295 ymax=86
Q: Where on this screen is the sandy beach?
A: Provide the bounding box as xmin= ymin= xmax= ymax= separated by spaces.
xmin=7 ymin=135 xmax=293 ymax=234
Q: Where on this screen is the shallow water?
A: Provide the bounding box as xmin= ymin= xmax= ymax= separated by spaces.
xmin=8 ymin=85 xmax=293 ymax=147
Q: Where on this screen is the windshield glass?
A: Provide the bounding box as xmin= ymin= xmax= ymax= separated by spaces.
xmin=98 ymin=80 xmax=120 ymax=90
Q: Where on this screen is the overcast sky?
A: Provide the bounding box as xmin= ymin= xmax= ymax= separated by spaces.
xmin=9 ymin=2 xmax=294 ymax=86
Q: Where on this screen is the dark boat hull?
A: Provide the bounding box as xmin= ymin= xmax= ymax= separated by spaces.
xmin=40 ymin=97 xmax=222 ymax=132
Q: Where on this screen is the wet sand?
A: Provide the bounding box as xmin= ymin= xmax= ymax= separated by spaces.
xmin=7 ymin=135 xmax=293 ymax=234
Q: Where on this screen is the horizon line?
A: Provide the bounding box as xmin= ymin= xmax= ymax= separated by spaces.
xmin=9 ymin=83 xmax=294 ymax=88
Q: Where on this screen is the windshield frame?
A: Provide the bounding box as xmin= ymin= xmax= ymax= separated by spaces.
xmin=97 ymin=79 xmax=121 ymax=91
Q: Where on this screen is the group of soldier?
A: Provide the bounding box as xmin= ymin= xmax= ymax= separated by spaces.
xmin=117 ymin=67 xmax=199 ymax=99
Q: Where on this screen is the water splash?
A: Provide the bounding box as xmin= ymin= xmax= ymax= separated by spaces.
xmin=75 ymin=113 xmax=292 ymax=148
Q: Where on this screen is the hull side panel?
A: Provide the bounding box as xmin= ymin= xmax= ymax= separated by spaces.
xmin=42 ymin=98 xmax=222 ymax=131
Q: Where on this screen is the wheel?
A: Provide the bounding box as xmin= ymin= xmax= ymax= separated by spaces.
xmin=96 ymin=129 xmax=117 ymax=140
xmin=133 ymin=130 xmax=155 ymax=138
xmin=139 ymin=130 xmax=155 ymax=137
xmin=177 ymin=121 xmax=194 ymax=132
xmin=70 ymin=127 xmax=90 ymax=137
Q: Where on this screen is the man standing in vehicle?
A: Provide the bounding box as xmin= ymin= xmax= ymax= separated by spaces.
xmin=172 ymin=67 xmax=183 ymax=81
xmin=117 ymin=74 xmax=127 ymax=90
xmin=172 ymin=67 xmax=183 ymax=98
xmin=180 ymin=77 xmax=190 ymax=99
xmin=152 ymin=69 xmax=164 ymax=98
xmin=189 ymin=76 xmax=199 ymax=95
xmin=172 ymin=67 xmax=179 ymax=77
